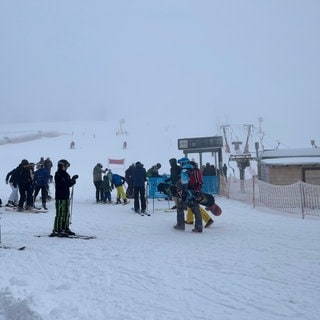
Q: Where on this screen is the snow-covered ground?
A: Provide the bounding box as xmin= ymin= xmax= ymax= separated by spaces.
xmin=0 ymin=121 xmax=319 ymax=320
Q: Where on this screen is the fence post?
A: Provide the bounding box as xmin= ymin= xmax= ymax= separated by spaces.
xmin=299 ymin=181 xmax=305 ymax=219
xmin=253 ymin=175 xmax=256 ymax=208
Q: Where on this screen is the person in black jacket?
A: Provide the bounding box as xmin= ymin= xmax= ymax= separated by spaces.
xmin=125 ymin=163 xmax=135 ymax=199
xmin=166 ymin=158 xmax=181 ymax=209
xmin=132 ymin=161 xmax=147 ymax=213
xmin=5 ymin=167 xmax=19 ymax=207
xmin=50 ymin=159 xmax=78 ymax=237
xmin=16 ymin=159 xmax=35 ymax=211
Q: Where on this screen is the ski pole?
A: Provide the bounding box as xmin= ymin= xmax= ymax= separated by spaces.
xmin=69 ymin=185 xmax=74 ymax=225
xmin=145 ymin=181 xmax=149 ymax=213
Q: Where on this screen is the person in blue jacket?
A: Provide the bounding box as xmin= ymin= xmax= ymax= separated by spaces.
xmin=33 ymin=162 xmax=51 ymax=210
xmin=111 ymin=173 xmax=128 ymax=204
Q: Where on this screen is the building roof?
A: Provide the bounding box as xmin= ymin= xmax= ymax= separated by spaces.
xmin=261 ymin=157 xmax=320 ymax=165
xmin=259 ymin=148 xmax=320 ymax=166
xmin=259 ymin=148 xmax=320 ymax=159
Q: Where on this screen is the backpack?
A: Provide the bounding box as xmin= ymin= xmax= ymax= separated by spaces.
xmin=188 ymin=167 xmax=203 ymax=192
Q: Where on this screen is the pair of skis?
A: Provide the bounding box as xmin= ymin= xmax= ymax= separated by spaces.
xmin=5 ymin=207 xmax=48 ymax=214
xmin=36 ymin=234 xmax=96 ymax=240
xmin=132 ymin=208 xmax=151 ymax=216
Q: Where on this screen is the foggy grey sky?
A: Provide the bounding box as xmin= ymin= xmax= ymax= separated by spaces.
xmin=0 ymin=0 xmax=319 ymax=148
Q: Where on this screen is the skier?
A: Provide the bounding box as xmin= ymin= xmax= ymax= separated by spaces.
xmin=33 ymin=162 xmax=50 ymax=210
xmin=93 ymin=163 xmax=107 ymax=202
xmin=5 ymin=167 xmax=19 ymax=207
xmin=50 ymin=159 xmax=78 ymax=237
xmin=111 ymin=173 xmax=128 ymax=204
xmin=132 ymin=161 xmax=147 ymax=213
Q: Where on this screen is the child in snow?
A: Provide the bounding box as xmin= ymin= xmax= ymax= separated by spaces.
xmin=101 ymin=175 xmax=112 ymax=203
xmin=111 ymin=173 xmax=128 ymax=204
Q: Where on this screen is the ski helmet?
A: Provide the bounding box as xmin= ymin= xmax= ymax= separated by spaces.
xmin=58 ymin=159 xmax=70 ymax=168
xmin=178 ymin=157 xmax=190 ymax=165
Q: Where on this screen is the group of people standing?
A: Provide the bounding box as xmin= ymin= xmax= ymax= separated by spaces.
xmin=93 ymin=163 xmax=128 ymax=205
xmin=93 ymin=158 xmax=216 ymax=233
xmin=4 ymin=157 xmax=53 ymax=211
xmin=93 ymin=161 xmax=149 ymax=214
xmin=2 ymin=157 xmax=79 ymax=238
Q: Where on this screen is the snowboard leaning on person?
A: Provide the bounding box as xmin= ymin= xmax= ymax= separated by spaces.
xmin=50 ymin=159 xmax=78 ymax=237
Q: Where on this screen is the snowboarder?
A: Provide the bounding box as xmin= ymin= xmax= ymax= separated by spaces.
xmin=174 ymin=158 xmax=203 ymax=233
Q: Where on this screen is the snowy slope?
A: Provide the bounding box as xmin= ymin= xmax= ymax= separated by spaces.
xmin=0 ymin=121 xmax=319 ymax=320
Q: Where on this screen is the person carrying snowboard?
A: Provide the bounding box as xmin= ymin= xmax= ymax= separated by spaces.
xmin=50 ymin=159 xmax=78 ymax=237
xmin=174 ymin=158 xmax=203 ymax=233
